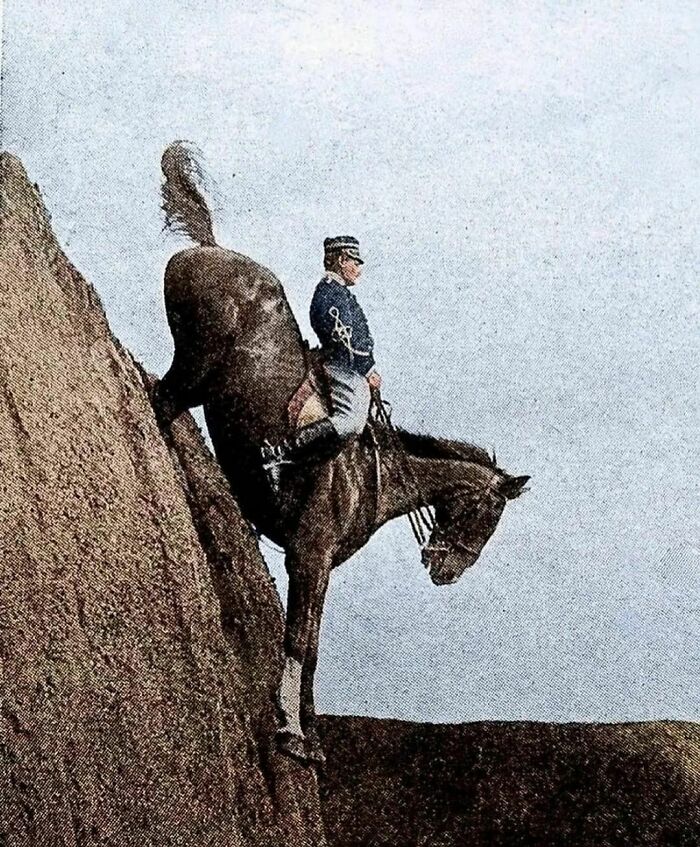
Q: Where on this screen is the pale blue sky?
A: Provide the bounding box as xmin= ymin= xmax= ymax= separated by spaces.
xmin=2 ymin=1 xmax=698 ymax=721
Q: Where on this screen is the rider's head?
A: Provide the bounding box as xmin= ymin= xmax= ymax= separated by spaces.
xmin=324 ymin=236 xmax=364 ymax=285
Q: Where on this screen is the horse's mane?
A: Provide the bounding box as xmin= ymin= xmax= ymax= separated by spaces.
xmin=393 ymin=428 xmax=496 ymax=468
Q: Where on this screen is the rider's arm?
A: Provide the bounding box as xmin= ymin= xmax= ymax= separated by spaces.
xmin=309 ymin=283 xmax=343 ymax=346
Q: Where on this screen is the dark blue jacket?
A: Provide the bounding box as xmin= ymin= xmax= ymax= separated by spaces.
xmin=309 ymin=276 xmax=376 ymax=376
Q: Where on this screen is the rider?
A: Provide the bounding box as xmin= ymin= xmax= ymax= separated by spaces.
xmin=262 ymin=236 xmax=381 ymax=483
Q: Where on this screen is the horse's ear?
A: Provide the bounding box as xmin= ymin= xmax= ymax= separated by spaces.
xmin=501 ymin=474 xmax=530 ymax=500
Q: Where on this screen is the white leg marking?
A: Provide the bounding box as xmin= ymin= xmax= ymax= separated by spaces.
xmin=277 ymin=656 xmax=304 ymax=737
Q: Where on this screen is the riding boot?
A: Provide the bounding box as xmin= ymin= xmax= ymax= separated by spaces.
xmin=284 ymin=419 xmax=343 ymax=463
xmin=262 ymin=419 xmax=342 ymax=492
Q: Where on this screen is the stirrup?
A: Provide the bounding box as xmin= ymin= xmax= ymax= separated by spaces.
xmin=261 ymin=440 xmax=292 ymax=493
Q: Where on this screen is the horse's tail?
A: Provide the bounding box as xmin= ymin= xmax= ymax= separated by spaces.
xmin=161 ymin=141 xmax=217 ymax=247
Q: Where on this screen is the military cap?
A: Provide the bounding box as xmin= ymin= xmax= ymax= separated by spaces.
xmin=324 ymin=235 xmax=364 ymax=264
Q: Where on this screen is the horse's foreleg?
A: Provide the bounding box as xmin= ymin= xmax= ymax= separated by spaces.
xmin=300 ymin=623 xmax=320 ymax=735
xmin=277 ymin=655 xmax=304 ymax=739
xmin=277 ymin=552 xmax=331 ymax=751
xmin=299 ymin=622 xmax=327 ymax=764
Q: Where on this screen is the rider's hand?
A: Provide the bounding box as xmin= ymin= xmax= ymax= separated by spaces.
xmin=367 ymin=371 xmax=382 ymax=390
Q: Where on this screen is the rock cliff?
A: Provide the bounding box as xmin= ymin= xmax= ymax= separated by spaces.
xmin=0 ymin=153 xmax=326 ymax=846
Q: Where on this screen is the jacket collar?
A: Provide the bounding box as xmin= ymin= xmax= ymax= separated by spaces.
xmin=324 ymin=270 xmax=347 ymax=286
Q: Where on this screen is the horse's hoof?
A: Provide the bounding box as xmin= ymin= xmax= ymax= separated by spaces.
xmin=276 ymin=729 xmax=309 ymax=763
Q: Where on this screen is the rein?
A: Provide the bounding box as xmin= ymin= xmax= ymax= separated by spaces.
xmin=369 ymin=390 xmax=436 ymax=549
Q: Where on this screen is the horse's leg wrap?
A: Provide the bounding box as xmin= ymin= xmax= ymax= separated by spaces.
xmin=277 ymin=655 xmax=304 ymax=738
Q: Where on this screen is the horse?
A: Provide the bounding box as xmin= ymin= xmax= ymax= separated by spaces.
xmin=151 ymin=142 xmax=529 ymax=764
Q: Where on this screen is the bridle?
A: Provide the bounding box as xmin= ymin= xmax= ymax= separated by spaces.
xmin=369 ymin=390 xmax=506 ymax=566
xmin=425 ymin=478 xmax=507 ymax=562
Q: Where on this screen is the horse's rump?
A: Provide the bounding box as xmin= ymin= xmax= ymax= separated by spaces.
xmin=162 ymin=244 xmax=311 ymax=441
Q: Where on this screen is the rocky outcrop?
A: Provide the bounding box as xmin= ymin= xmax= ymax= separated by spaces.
xmin=319 ymin=717 xmax=700 ymax=846
xmin=0 ymin=153 xmax=326 ymax=846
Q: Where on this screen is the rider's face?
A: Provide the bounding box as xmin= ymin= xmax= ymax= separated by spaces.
xmin=338 ymin=254 xmax=363 ymax=285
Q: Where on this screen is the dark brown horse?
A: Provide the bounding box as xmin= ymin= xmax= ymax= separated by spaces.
xmin=152 ymin=142 xmax=529 ymax=763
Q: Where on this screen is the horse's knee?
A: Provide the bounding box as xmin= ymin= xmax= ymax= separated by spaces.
xmin=283 ymin=562 xmax=330 ymax=656
xmin=152 ymin=348 xmax=213 ymax=428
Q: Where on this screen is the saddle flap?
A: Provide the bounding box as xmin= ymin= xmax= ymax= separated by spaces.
xmin=287 ymin=347 xmax=331 ymax=431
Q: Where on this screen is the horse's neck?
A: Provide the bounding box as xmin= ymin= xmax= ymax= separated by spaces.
xmin=380 ymin=451 xmax=496 ymax=523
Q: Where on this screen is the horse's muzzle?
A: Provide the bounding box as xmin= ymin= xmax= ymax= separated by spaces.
xmin=430 ymin=569 xmax=459 ymax=586
xmin=423 ymin=541 xmax=481 ymax=585
xmin=422 ymin=545 xmax=456 ymax=585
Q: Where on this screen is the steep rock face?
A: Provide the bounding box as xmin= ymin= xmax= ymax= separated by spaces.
xmin=0 ymin=153 xmax=326 ymax=846
xmin=319 ymin=717 xmax=700 ymax=846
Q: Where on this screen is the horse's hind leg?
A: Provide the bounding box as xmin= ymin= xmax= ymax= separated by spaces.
xmin=151 ymin=348 xmax=211 ymax=429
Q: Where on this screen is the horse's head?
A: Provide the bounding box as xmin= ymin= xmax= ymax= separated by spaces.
xmin=421 ymin=472 xmax=530 ymax=586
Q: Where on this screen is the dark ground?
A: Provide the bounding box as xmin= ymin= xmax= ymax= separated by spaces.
xmin=319 ymin=716 xmax=700 ymax=846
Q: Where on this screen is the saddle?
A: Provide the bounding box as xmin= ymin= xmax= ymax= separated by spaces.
xmin=287 ymin=347 xmax=331 ymax=432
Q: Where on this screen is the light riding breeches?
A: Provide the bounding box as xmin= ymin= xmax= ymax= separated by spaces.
xmin=324 ymin=363 xmax=371 ymax=439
